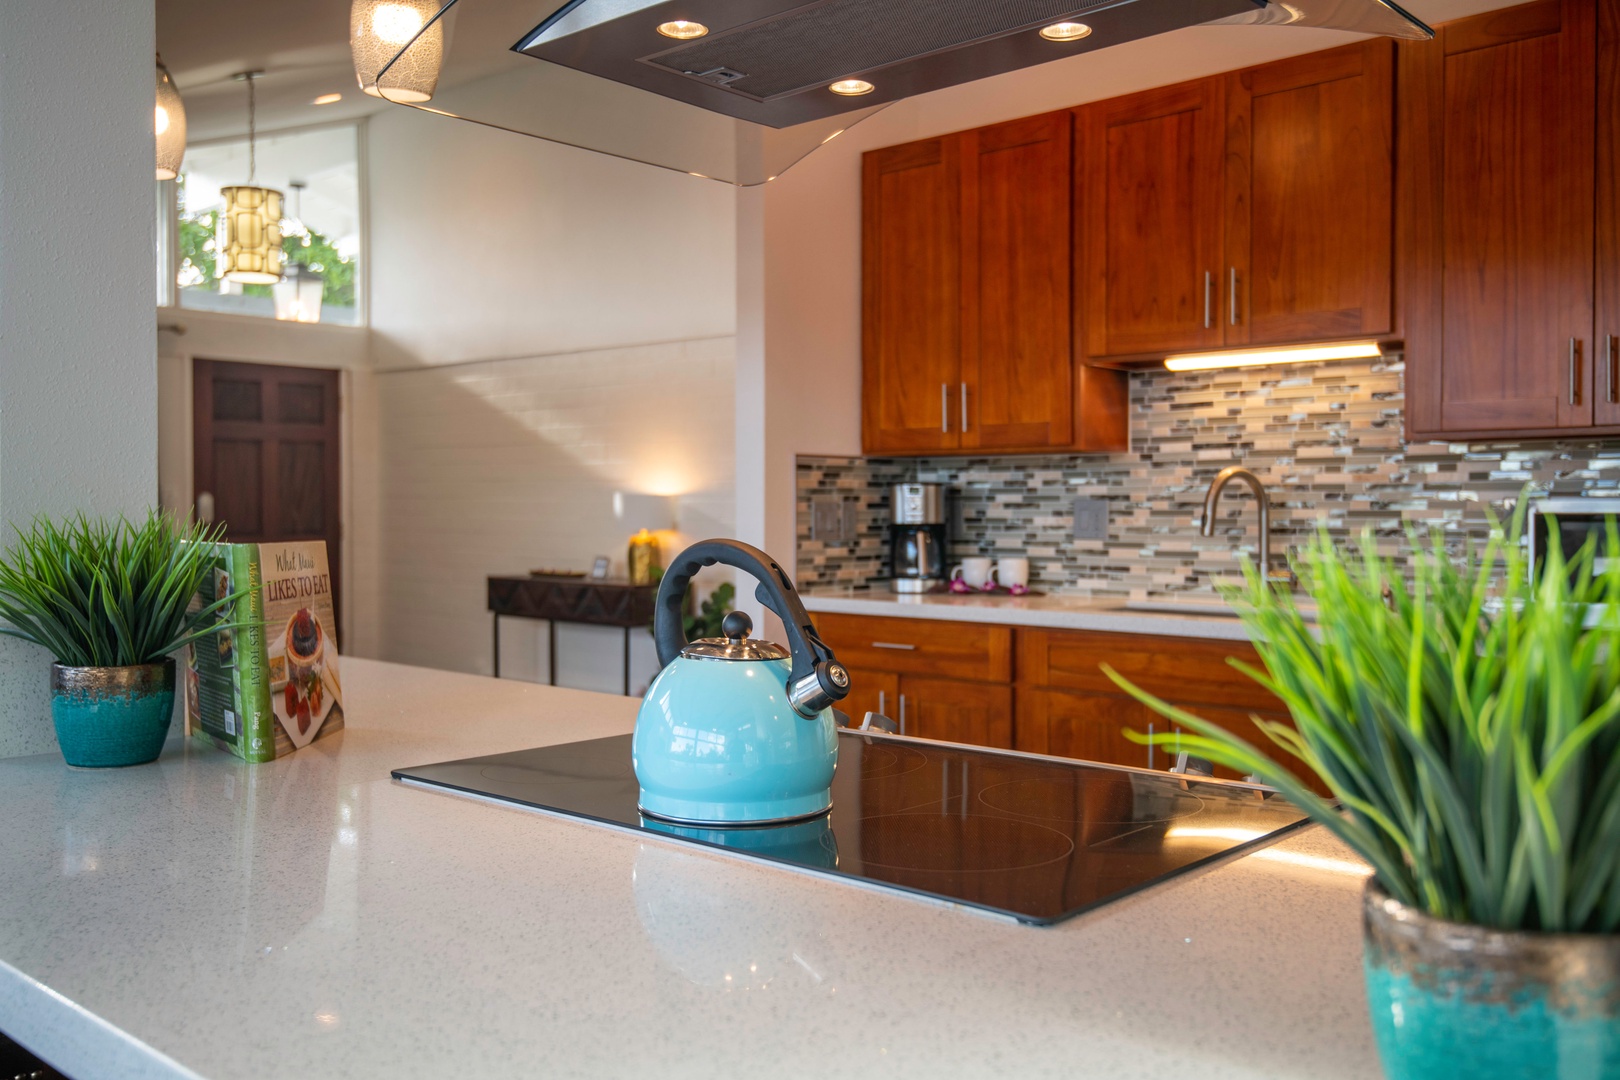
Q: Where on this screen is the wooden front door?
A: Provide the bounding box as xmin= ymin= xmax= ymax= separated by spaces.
xmin=193 ymin=358 xmax=342 ymax=640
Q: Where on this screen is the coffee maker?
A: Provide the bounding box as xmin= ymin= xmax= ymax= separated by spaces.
xmin=888 ymin=483 xmax=947 ymax=593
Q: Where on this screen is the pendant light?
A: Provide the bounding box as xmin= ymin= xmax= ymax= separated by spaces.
xmin=218 ymin=72 xmax=283 ymax=285
xmin=274 ymin=182 xmax=324 ymax=323
xmin=350 ymin=0 xmax=445 ymax=103
xmin=155 ymin=54 xmax=187 ymax=180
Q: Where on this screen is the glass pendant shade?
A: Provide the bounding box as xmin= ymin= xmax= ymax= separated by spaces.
xmin=273 ymin=263 xmax=325 ymax=322
xmin=351 ymin=0 xmax=444 ymax=102
xmin=217 ymin=186 xmax=284 ymax=284
xmin=155 ymin=57 xmax=186 ymax=180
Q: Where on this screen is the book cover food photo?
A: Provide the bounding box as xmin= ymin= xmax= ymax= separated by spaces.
xmin=185 ymin=540 xmax=343 ymax=762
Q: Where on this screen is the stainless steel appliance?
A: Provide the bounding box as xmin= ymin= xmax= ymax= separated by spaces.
xmin=393 ymin=732 xmax=1309 ymax=925
xmin=889 ymin=483 xmax=947 ymax=594
xmin=1528 ymin=498 xmax=1620 ymax=583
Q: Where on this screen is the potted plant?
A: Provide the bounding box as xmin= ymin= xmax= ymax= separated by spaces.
xmin=0 ymin=513 xmax=240 ymax=768
xmin=1106 ymin=509 xmax=1619 ymax=1080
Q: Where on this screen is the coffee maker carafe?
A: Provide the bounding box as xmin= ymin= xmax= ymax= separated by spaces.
xmin=889 ymin=483 xmax=947 ymax=593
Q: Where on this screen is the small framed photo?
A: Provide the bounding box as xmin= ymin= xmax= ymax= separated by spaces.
xmin=590 ymin=556 xmax=611 ymax=580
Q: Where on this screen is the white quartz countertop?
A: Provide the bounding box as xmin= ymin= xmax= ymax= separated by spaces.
xmin=0 ymin=658 xmax=1380 ymax=1080
xmin=802 ymin=589 xmax=1258 ymax=641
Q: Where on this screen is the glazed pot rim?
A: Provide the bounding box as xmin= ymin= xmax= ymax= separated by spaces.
xmin=50 ymin=658 xmax=176 ymax=672
xmin=1365 ymin=877 xmax=1620 ymax=946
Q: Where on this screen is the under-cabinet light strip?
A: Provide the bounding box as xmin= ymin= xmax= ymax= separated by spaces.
xmin=1163 ymin=341 xmax=1384 ymax=372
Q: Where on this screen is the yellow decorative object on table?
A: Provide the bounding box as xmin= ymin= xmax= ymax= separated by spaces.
xmin=628 ymin=529 xmax=661 ymax=586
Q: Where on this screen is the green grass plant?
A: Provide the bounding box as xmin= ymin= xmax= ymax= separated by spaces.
xmin=0 ymin=513 xmax=242 ymax=668
xmin=1105 ymin=506 xmax=1620 ymax=933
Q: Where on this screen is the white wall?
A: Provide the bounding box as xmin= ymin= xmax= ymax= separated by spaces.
xmin=367 ymin=97 xmax=738 ymax=691
xmin=735 ymin=7 xmax=1513 ymax=581
xmin=0 ymin=0 xmax=158 ymax=757
xmin=154 ymin=308 xmax=383 ymax=658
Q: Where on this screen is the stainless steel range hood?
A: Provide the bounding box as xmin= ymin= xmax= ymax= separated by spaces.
xmin=373 ymin=0 xmax=1431 ymax=186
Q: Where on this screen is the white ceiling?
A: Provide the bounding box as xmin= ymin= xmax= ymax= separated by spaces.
xmin=157 ymin=0 xmax=390 ymax=142
xmin=157 ymin=0 xmax=1529 ymax=145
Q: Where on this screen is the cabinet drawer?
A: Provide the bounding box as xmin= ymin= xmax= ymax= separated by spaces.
xmin=1017 ymin=628 xmax=1281 ymax=712
xmin=813 ymin=613 xmax=1012 ymax=683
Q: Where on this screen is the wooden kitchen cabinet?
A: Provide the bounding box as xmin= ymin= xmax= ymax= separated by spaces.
xmin=1078 ymin=78 xmax=1227 ymax=360
xmin=862 ymin=115 xmax=1128 ymax=456
xmin=861 ymin=136 xmax=962 ymax=454
xmin=1225 ymin=40 xmax=1395 ymax=346
xmin=1015 ymin=688 xmax=1156 ymax=769
xmin=1403 ymin=0 xmax=1602 ymax=437
xmin=897 ymin=676 xmax=1013 ymax=748
xmin=1596 ymin=0 xmax=1620 ymax=424
xmin=1080 ymin=42 xmax=1396 ymax=363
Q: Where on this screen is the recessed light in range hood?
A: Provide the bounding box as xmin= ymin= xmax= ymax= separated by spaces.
xmin=372 ymin=0 xmax=1431 ymax=187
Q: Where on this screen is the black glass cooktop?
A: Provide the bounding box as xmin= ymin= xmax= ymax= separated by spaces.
xmin=392 ymin=732 xmax=1310 ymax=925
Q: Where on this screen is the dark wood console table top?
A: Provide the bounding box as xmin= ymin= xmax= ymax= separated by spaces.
xmin=487 ymin=575 xmax=658 ymax=693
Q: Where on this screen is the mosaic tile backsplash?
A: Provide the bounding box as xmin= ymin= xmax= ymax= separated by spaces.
xmin=796 ymin=356 xmax=1620 ymax=597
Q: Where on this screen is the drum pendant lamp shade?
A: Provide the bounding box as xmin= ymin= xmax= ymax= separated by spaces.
xmin=217 ymin=72 xmax=283 ymax=285
xmin=351 ymin=0 xmax=444 ymax=103
xmin=219 ymin=186 xmax=284 ymax=284
xmin=155 ymin=55 xmax=186 ymax=180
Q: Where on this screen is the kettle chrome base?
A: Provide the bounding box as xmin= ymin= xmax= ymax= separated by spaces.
xmin=637 ymin=797 xmax=833 ymax=829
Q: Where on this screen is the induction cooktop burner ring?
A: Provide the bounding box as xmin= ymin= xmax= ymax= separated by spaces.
xmin=636 ymin=802 xmax=834 ymax=829
xmin=852 ymin=813 xmax=1077 ymax=874
xmin=975 ymin=776 xmax=1208 ymax=825
xmin=852 ymin=740 xmax=929 ymax=779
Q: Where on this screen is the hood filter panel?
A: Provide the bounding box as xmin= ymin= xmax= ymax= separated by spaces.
xmin=646 ymin=0 xmax=1117 ymax=101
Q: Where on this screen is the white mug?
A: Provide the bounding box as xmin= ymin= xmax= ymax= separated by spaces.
xmin=952 ymin=557 xmax=994 ymax=590
xmin=994 ymin=557 xmax=1030 ymax=591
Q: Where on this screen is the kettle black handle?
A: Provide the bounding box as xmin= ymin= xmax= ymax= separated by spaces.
xmin=654 ymin=539 xmax=850 ymax=716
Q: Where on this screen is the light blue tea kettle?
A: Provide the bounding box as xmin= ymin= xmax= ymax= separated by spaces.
xmin=632 ymin=539 xmax=852 ymax=826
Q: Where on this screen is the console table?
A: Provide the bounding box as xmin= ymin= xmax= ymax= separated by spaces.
xmin=487 ymin=575 xmax=658 ymax=694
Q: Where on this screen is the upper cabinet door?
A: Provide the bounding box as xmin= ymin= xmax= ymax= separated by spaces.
xmin=1079 ymin=78 xmax=1226 ymax=360
xmin=1402 ymin=0 xmax=1597 ymax=437
xmin=1225 ymin=40 xmax=1395 ymax=347
xmin=862 ymin=137 xmax=963 ymax=454
xmin=1597 ymin=0 xmax=1620 ymax=425
xmin=960 ymin=111 xmax=1074 ymax=450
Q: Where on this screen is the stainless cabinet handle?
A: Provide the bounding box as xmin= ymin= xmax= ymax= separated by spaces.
xmin=898 ymin=694 xmax=907 ymax=736
xmin=941 ymin=383 xmax=949 ymax=434
xmin=871 ymin=641 xmax=916 ymax=651
xmin=1229 ymin=267 xmax=1238 ymax=326
xmin=1204 ymin=271 xmax=1212 ymax=329
xmin=878 ymin=690 xmax=886 ymax=715
xmin=1570 ymin=338 xmax=1583 ymax=406
xmin=960 ymin=381 xmax=968 ymax=433
xmin=1608 ymin=335 xmax=1617 ymax=405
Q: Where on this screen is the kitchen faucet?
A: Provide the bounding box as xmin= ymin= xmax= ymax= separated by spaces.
xmin=1200 ymin=466 xmax=1296 ymax=587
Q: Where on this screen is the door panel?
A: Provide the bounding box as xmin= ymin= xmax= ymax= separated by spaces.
xmin=961 ymin=111 xmax=1073 ymax=449
xmin=1226 ymin=40 xmax=1395 ymax=346
xmin=1403 ymin=0 xmax=1597 ymax=435
xmin=1015 ymin=688 xmax=1151 ymax=770
xmin=840 ymin=668 xmax=899 ymax=730
xmin=1598 ymin=0 xmax=1620 ymax=424
xmin=897 ymin=677 xmax=1012 ymax=748
xmin=862 ymin=137 xmax=962 ymax=453
xmin=194 ymin=359 xmax=343 ymax=640
xmin=1080 ymin=78 xmax=1225 ymax=359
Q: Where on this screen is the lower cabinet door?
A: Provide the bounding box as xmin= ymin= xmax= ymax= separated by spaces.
xmin=839 ymin=668 xmax=899 ymax=729
xmin=1013 ymin=688 xmax=1154 ymax=769
xmin=896 ymin=676 xmax=1013 ymax=748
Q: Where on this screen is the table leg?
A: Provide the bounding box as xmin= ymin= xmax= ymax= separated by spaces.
xmin=492 ymin=614 xmax=501 ymax=679
xmin=623 ymin=627 xmax=631 ymax=697
xmin=548 ymin=620 xmax=558 ymax=687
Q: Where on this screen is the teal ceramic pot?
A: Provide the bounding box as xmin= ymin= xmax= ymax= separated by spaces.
xmin=1363 ymin=881 xmax=1620 ymax=1080
xmin=50 ymin=660 xmax=176 ymax=768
